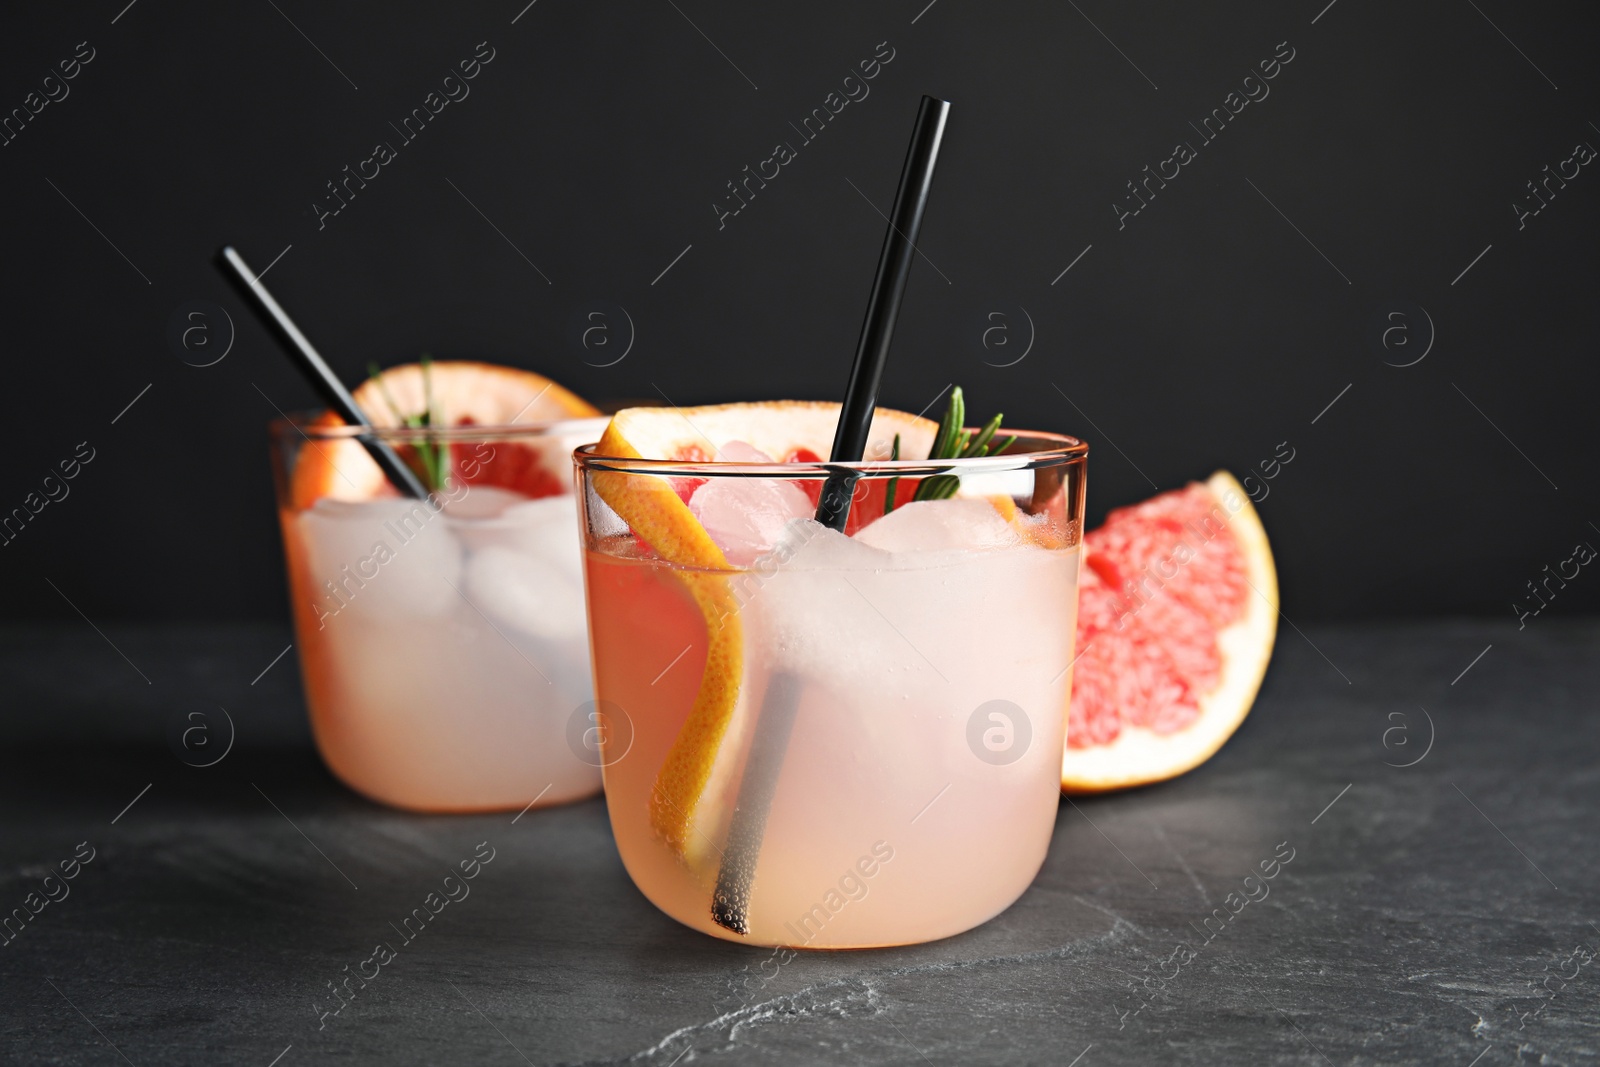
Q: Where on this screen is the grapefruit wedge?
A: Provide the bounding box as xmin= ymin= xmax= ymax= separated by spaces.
xmin=288 ymin=361 xmax=599 ymax=508
xmin=1062 ymin=471 xmax=1277 ymax=792
xmin=589 ymin=401 xmax=938 ymax=864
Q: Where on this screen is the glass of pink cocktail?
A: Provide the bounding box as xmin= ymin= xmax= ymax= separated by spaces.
xmin=577 ymin=407 xmax=1086 ymax=947
xmin=272 ymin=411 xmax=609 ymax=813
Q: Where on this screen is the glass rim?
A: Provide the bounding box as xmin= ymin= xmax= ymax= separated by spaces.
xmin=269 ymin=411 xmax=610 ymax=444
xmin=575 ymin=429 xmax=1087 ymax=477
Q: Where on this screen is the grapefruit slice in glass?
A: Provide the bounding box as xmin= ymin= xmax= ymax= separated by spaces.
xmin=1062 ymin=471 xmax=1278 ymax=792
xmin=287 ymin=361 xmax=599 ymax=508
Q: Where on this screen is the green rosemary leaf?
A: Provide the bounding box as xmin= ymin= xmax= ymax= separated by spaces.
xmin=962 ymin=413 xmax=1003 ymax=458
xmin=927 ymin=409 xmax=948 ymax=463
xmin=367 ymin=359 xmax=452 ymax=493
xmin=417 ymin=355 xmax=448 ymax=493
xmin=950 ymin=388 xmax=965 ymax=456
xmin=370 ymin=363 xmax=407 ymax=426
xmin=913 ymin=386 xmax=1010 ymax=503
xmin=930 ymin=386 xmax=962 ymax=460
xmin=884 ymin=433 xmax=901 ymax=515
xmin=876 ymin=435 xmax=902 ymax=515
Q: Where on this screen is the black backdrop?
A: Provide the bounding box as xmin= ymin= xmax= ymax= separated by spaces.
xmin=2 ymin=0 xmax=1596 ymax=624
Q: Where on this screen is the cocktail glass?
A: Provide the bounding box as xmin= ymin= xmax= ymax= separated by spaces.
xmin=270 ymin=415 xmax=609 ymax=812
xmin=577 ymin=431 xmax=1087 ymax=946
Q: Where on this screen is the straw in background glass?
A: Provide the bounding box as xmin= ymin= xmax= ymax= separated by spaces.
xmin=218 ymin=245 xmax=429 ymax=500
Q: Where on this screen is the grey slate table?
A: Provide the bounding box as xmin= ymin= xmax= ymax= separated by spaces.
xmin=2 ymin=620 xmax=1596 ymax=1066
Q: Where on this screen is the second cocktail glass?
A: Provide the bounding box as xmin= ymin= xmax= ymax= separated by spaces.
xmin=272 ymin=415 xmax=609 ymax=813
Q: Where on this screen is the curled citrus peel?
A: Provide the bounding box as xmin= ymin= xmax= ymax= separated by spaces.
xmin=590 ymin=417 xmax=743 ymax=865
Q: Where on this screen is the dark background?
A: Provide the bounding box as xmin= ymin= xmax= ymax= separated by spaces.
xmin=2 ymin=0 xmax=1596 ymax=624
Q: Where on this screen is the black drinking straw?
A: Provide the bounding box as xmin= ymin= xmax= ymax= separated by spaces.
xmin=217 ymin=245 xmax=429 ymax=500
xmin=710 ymin=95 xmax=952 ymax=935
xmin=813 ymin=95 xmax=952 ymax=530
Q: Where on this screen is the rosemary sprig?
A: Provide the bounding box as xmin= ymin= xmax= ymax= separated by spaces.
xmin=911 ymin=386 xmax=1015 ymax=503
xmin=883 ymin=433 xmax=902 ymax=515
xmin=368 ymin=356 xmax=449 ymax=493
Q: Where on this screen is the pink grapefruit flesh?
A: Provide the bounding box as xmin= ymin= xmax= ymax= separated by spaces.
xmin=1063 ymin=471 xmax=1278 ymax=792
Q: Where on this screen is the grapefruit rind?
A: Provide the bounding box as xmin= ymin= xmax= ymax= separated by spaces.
xmin=1060 ymin=471 xmax=1277 ymax=793
xmin=588 ymin=402 xmax=938 ymax=864
xmin=351 ymin=361 xmax=598 ymax=429
xmin=601 ymin=400 xmax=938 ymax=466
xmin=288 ymin=411 xmax=386 ymax=510
xmin=288 ymin=362 xmax=599 ymax=509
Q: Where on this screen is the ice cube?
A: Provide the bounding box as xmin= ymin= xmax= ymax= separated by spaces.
xmin=449 ymin=492 xmax=580 ymax=561
xmin=462 ymin=543 xmax=587 ymax=642
xmin=741 ymin=521 xmax=912 ymax=680
xmin=454 ymin=495 xmax=592 ymax=643
xmin=439 ymin=483 xmax=526 ymax=521
xmin=454 ymin=493 xmax=587 ymax=641
xmin=499 ymin=496 xmax=584 ymax=566
xmin=766 ymin=517 xmax=889 ymax=570
xmin=688 ymin=441 xmax=814 ymax=567
xmin=753 ymin=513 xmax=1072 ymax=750
xmin=299 ymin=497 xmax=463 ymax=620
xmin=854 ymin=498 xmax=1021 ymax=555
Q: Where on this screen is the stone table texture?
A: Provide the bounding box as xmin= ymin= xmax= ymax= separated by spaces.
xmin=1 ymin=620 xmax=1595 ymax=1066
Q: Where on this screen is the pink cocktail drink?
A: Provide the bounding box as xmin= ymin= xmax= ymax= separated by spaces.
xmin=579 ymin=422 xmax=1086 ymax=946
xmin=273 ymin=415 xmax=609 ymax=812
